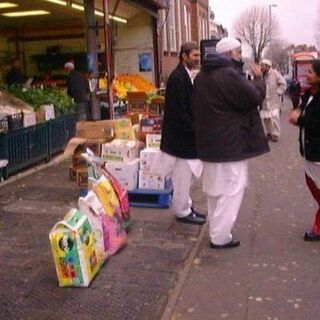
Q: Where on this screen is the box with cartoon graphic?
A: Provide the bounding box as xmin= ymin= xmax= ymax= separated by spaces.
xmin=49 ymin=209 xmax=101 ymax=287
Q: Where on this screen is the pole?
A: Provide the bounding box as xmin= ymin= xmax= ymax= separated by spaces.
xmin=103 ymin=0 xmax=114 ymax=119
xmin=84 ymin=0 xmax=101 ymax=120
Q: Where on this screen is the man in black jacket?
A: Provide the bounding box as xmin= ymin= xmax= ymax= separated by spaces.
xmin=158 ymin=42 xmax=205 ymax=225
xmin=64 ymin=62 xmax=89 ymax=121
xmin=193 ymin=37 xmax=269 ymax=248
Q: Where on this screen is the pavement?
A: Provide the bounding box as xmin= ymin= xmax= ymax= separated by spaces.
xmin=1 ymin=99 xmax=320 ymax=320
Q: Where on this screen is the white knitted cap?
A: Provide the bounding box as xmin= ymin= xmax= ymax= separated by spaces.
xmin=216 ymin=37 xmax=241 ymax=54
xmin=261 ymin=59 xmax=272 ymax=67
xmin=64 ymin=62 xmax=75 ymax=70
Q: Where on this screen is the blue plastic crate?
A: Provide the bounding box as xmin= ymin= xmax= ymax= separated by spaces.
xmin=128 ymin=188 xmax=172 ymax=208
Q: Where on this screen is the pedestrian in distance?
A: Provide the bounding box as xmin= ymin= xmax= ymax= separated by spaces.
xmin=288 ymin=78 xmax=301 ymax=109
xmin=5 ymin=58 xmax=26 ymax=88
xmin=64 ymin=61 xmax=89 ymax=121
xmin=193 ymin=37 xmax=269 ymax=249
xmin=289 ymin=59 xmax=320 ymax=241
xmin=151 ymin=42 xmax=206 ymax=226
xmin=259 ymin=59 xmax=287 ymax=142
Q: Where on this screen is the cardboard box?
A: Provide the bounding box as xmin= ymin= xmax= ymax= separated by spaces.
xmin=105 ymin=158 xmax=139 ymax=191
xmin=140 ymin=148 xmax=159 ymax=171
xmin=138 ymin=170 xmax=171 ymax=190
xmin=23 ymin=111 xmax=36 ymax=128
xmin=49 ymin=209 xmax=101 ymax=287
xmin=36 ymin=104 xmax=55 ymax=123
xmin=112 ymin=118 xmax=135 ymax=140
xmin=140 ymin=117 xmax=163 ymax=133
xmin=101 ymin=139 xmax=144 ymax=163
xmin=76 ymin=120 xmax=114 ymax=141
xmin=146 ymin=134 xmax=161 ymax=149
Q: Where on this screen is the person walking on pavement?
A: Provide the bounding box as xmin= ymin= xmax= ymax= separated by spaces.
xmin=259 ymin=59 xmax=287 ymax=142
xmin=193 ymin=37 xmax=269 ymax=249
xmin=289 ymin=60 xmax=320 ymax=242
xmin=152 ymin=42 xmax=205 ymax=225
xmin=64 ymin=61 xmax=89 ymax=121
xmin=288 ymin=78 xmax=301 ymax=109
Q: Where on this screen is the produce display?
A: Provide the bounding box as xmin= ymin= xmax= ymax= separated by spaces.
xmin=99 ymin=74 xmax=157 ymax=100
xmin=8 ymin=87 xmax=75 ymax=114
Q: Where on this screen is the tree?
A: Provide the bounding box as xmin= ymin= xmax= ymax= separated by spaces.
xmin=233 ymin=6 xmax=279 ymax=62
xmin=264 ymin=40 xmax=290 ymax=74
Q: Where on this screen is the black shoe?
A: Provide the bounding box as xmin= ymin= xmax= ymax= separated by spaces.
xmin=191 ymin=207 xmax=206 ymax=219
xmin=210 ymin=239 xmax=240 ymax=249
xmin=304 ymin=232 xmax=320 ymax=241
xmin=176 ymin=212 xmax=206 ymax=225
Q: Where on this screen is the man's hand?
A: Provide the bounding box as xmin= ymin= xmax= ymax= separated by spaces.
xmin=250 ymin=64 xmax=262 ymax=78
xmin=289 ymin=109 xmax=301 ymax=125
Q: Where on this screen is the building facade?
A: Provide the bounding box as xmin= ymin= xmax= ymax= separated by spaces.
xmin=158 ymin=0 xmax=210 ymax=82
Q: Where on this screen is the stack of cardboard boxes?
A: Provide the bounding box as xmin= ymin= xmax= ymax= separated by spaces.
xmin=102 ymin=139 xmax=143 ymax=191
xmin=138 ymin=134 xmax=171 ymax=190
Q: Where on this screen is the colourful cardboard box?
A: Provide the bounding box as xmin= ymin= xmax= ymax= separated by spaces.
xmin=49 ymin=209 xmax=101 ymax=287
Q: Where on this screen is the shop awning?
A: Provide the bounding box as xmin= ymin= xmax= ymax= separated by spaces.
xmin=125 ymin=0 xmax=166 ymax=17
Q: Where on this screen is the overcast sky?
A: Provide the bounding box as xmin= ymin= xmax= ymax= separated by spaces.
xmin=210 ymin=0 xmax=319 ymax=47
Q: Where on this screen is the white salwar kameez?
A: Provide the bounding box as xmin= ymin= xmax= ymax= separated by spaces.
xmin=202 ymin=160 xmax=248 ymax=245
xmin=150 ymin=66 xmax=202 ymax=218
xmin=150 ymin=151 xmax=203 ymax=217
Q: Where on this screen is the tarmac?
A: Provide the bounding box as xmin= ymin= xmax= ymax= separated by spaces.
xmin=1 ymin=100 xmax=320 ymax=320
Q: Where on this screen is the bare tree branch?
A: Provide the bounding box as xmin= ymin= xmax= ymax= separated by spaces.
xmin=233 ymin=5 xmax=279 ymax=62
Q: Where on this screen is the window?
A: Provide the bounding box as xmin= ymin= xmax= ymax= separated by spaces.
xmin=184 ymin=5 xmax=191 ymax=42
xmin=160 ymin=10 xmax=168 ymax=51
xmin=168 ymin=0 xmax=177 ymax=52
xmin=176 ymin=0 xmax=181 ymax=51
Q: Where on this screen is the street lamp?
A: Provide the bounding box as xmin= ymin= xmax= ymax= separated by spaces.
xmin=269 ymin=4 xmax=277 ymax=45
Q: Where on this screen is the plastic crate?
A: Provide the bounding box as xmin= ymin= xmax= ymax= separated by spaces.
xmin=8 ymin=112 xmax=23 ymax=131
xmin=0 ymin=117 xmax=9 ymax=133
xmin=128 ymin=188 xmax=172 ymax=208
xmin=0 ymin=112 xmax=23 ymax=133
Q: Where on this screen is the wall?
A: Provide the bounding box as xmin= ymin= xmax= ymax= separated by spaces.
xmin=114 ymin=12 xmax=155 ymax=83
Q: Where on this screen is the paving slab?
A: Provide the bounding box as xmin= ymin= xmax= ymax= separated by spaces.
xmin=173 ymin=104 xmax=320 ymax=320
xmin=0 ymin=159 xmax=206 ymax=320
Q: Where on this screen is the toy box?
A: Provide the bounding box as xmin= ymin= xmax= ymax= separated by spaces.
xmin=49 ymin=209 xmax=101 ymax=287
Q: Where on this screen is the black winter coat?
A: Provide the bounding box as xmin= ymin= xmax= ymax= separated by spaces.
xmin=297 ymin=91 xmax=320 ymax=161
xmin=160 ymin=64 xmax=198 ymax=159
xmin=67 ymin=70 xmax=87 ymax=103
xmin=193 ymin=55 xmax=269 ymax=162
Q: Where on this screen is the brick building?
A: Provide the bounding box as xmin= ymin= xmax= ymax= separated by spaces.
xmin=158 ymin=0 xmax=210 ymax=82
